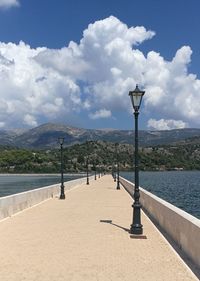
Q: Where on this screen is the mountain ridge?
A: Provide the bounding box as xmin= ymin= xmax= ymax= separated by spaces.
xmin=1 ymin=123 xmax=200 ymax=148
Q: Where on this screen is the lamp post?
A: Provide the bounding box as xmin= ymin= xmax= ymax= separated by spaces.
xmin=86 ymin=141 xmax=89 ymax=185
xmin=115 ymin=143 xmax=120 ymax=190
xmin=94 ymin=160 xmax=97 ymax=180
xmin=94 ymin=151 xmax=97 ymax=180
xmin=129 ymin=84 xmax=145 ymax=235
xmin=113 ymin=150 xmax=116 ymax=182
xmin=58 ymin=137 xmax=65 ymax=200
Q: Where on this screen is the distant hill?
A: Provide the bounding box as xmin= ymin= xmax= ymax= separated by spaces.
xmin=1 ymin=123 xmax=200 ymax=148
xmin=1 ymin=138 xmax=200 ymax=173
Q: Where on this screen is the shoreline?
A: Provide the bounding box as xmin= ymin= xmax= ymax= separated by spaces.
xmin=0 ymin=173 xmax=87 ymax=177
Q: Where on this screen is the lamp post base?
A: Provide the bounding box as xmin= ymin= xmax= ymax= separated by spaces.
xmin=60 ymin=194 xmax=65 ymax=200
xmin=130 ymin=203 xmax=143 ymax=234
xmin=130 ymin=224 xmax=143 ymax=235
xmin=60 ymin=183 xmax=65 ymax=200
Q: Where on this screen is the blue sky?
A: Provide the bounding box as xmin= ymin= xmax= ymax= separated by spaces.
xmin=0 ymin=0 xmax=200 ymax=130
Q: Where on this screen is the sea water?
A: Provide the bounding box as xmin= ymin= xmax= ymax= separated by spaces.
xmin=121 ymin=171 xmax=200 ymax=219
xmin=0 ymin=174 xmax=84 ymax=197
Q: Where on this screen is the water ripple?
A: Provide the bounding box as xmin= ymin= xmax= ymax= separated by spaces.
xmin=121 ymin=171 xmax=200 ymax=219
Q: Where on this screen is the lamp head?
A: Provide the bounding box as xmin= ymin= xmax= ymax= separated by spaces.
xmin=58 ymin=137 xmax=64 ymax=145
xmin=129 ymin=84 xmax=145 ymax=111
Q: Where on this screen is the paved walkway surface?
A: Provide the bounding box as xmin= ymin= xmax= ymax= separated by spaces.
xmin=0 ymin=175 xmax=198 ymax=281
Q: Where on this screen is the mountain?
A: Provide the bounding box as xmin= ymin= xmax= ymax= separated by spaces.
xmin=0 ymin=128 xmax=27 ymax=146
xmin=1 ymin=123 xmax=200 ymax=148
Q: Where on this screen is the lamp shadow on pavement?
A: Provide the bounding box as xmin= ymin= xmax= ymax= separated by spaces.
xmin=100 ymin=219 xmax=130 ymax=233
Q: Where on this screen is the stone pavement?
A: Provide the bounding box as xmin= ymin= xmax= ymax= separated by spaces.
xmin=0 ymin=175 xmax=198 ymax=281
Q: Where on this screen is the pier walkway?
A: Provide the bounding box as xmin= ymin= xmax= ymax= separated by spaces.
xmin=0 ymin=175 xmax=198 ymax=281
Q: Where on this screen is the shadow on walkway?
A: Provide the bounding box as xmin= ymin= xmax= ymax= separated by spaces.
xmin=100 ymin=219 xmax=130 ymax=233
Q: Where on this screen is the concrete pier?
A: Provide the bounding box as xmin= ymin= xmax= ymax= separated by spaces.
xmin=120 ymin=176 xmax=200 ymax=273
xmin=0 ymin=175 xmax=198 ymax=281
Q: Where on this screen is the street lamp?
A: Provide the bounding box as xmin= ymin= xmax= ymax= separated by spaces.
xmin=129 ymin=84 xmax=145 ymax=235
xmin=115 ymin=143 xmax=120 ymax=190
xmin=86 ymin=141 xmax=89 ymax=185
xmin=58 ymin=137 xmax=65 ymax=200
xmin=94 ymin=160 xmax=97 ymax=180
xmin=93 ymin=150 xmax=97 ymax=180
xmin=113 ymin=150 xmax=116 ymax=182
xmin=99 ymin=164 xmax=101 ymax=178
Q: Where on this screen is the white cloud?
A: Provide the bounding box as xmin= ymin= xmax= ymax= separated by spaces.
xmin=23 ymin=114 xmax=38 ymax=127
xmin=0 ymin=16 xmax=200 ymax=129
xmin=0 ymin=41 xmax=81 ymax=128
xmin=0 ymin=122 xmax=5 ymax=128
xmin=0 ymin=0 xmax=19 ymax=9
xmin=147 ymin=119 xmax=187 ymax=130
xmin=89 ymin=109 xmax=111 ymax=120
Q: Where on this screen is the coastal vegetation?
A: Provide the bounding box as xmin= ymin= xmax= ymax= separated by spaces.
xmin=0 ymin=139 xmax=200 ymax=173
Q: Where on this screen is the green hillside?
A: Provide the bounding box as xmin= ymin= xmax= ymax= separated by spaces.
xmin=1 ymin=138 xmax=200 ymax=173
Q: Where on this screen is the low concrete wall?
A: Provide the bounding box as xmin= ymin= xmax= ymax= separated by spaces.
xmin=119 ymin=176 xmax=200 ymax=271
xmin=0 ymin=176 xmax=92 ymax=221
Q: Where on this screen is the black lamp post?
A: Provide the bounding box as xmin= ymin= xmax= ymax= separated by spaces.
xmin=113 ymin=151 xmax=116 ymax=182
xmin=94 ymin=161 xmax=97 ymax=180
xmin=115 ymin=143 xmax=120 ymax=190
xmin=129 ymin=84 xmax=145 ymax=235
xmin=86 ymin=141 xmax=89 ymax=185
xmin=58 ymin=137 xmax=65 ymax=200
xmin=93 ymin=151 xmax=97 ymax=180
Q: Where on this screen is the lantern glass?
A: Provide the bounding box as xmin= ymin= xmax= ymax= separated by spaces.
xmin=58 ymin=137 xmax=64 ymax=145
xmin=129 ymin=85 xmax=145 ymax=110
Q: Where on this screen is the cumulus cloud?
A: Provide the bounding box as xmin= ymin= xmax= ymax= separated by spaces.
xmin=89 ymin=109 xmax=112 ymax=120
xmin=0 ymin=41 xmax=81 ymax=128
xmin=147 ymin=119 xmax=187 ymax=130
xmin=0 ymin=122 xmax=5 ymax=128
xmin=0 ymin=16 xmax=200 ymax=129
xmin=0 ymin=0 xmax=19 ymax=9
xmin=23 ymin=114 xmax=38 ymax=127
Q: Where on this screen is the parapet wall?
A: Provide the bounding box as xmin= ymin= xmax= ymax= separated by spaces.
xmin=119 ymin=176 xmax=200 ymax=271
xmin=0 ymin=176 xmax=90 ymax=221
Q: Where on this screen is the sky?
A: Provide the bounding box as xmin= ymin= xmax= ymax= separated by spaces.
xmin=0 ymin=0 xmax=200 ymax=131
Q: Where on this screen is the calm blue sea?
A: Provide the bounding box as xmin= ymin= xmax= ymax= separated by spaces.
xmin=121 ymin=171 xmax=200 ymax=219
xmin=0 ymin=174 xmax=84 ymax=197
